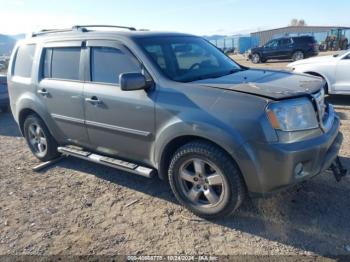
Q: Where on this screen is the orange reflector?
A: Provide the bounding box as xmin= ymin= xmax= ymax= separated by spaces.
xmin=267 ymin=110 xmax=280 ymax=129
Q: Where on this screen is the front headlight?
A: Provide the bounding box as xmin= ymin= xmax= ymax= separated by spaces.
xmin=266 ymin=97 xmax=319 ymax=131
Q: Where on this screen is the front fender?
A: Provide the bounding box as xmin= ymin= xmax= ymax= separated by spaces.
xmin=153 ymin=113 xmax=247 ymax=174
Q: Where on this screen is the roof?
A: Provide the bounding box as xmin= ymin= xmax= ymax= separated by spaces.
xmin=29 ymin=26 xmax=195 ymax=41
xmin=251 ymin=25 xmax=350 ymax=35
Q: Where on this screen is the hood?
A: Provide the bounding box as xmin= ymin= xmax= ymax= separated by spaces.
xmin=251 ymin=46 xmax=263 ymax=52
xmin=194 ymin=69 xmax=323 ymax=100
xmin=288 ymin=55 xmax=335 ymax=67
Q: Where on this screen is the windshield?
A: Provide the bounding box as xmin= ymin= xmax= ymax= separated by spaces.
xmin=137 ymin=36 xmax=241 ymax=82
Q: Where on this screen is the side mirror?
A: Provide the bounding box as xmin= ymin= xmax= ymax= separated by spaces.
xmin=119 ymin=72 xmax=148 ymax=91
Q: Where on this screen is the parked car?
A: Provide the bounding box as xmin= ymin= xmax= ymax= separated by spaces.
xmin=7 ymin=26 xmax=345 ymax=218
xmin=288 ymin=49 xmax=350 ymax=95
xmin=250 ymin=36 xmax=318 ymax=63
xmin=0 ymin=75 xmax=9 ymax=112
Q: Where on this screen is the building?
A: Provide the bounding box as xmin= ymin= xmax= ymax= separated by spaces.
xmin=207 ymin=35 xmax=259 ymax=54
xmin=251 ymin=26 xmax=350 ymax=46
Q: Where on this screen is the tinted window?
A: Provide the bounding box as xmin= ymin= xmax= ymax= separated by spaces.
xmin=293 ymin=36 xmax=316 ymax=44
xmin=280 ymin=38 xmax=292 ymax=46
xmin=138 ymin=37 xmax=241 ymax=82
xmin=265 ymin=40 xmax=279 ymax=48
xmin=43 ymin=48 xmax=52 ymax=78
xmin=43 ymin=47 xmax=81 ymax=80
xmin=91 ymin=47 xmax=141 ymax=84
xmin=13 ymin=44 xmax=36 ymax=77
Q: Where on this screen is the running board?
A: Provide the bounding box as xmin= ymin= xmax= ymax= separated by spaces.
xmin=57 ymin=146 xmax=155 ymax=178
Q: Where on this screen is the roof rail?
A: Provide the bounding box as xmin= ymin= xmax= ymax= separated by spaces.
xmin=32 ymin=25 xmax=137 ymax=37
xmin=72 ymin=25 xmax=137 ymax=31
xmin=32 ymin=27 xmax=83 ymax=37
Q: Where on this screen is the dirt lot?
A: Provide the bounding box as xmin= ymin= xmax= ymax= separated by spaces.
xmin=1 ymin=60 xmax=350 ymax=258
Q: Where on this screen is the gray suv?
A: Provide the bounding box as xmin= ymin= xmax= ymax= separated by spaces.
xmin=7 ymin=25 xmax=345 ymax=218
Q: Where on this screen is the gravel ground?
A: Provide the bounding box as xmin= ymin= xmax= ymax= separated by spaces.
xmin=1 ymin=71 xmax=350 ymax=257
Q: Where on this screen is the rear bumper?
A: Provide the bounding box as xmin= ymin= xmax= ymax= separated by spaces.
xmin=240 ymin=116 xmax=342 ymax=196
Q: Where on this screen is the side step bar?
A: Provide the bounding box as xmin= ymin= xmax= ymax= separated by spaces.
xmin=57 ymin=146 xmax=155 ymax=178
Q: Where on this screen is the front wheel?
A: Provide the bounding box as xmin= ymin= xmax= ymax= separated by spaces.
xmin=251 ymin=53 xmax=261 ymax=64
xmin=23 ymin=114 xmax=60 ymax=162
xmin=168 ymin=141 xmax=246 ymax=219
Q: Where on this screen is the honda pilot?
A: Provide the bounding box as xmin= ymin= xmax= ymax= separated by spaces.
xmin=7 ymin=25 xmax=346 ymax=218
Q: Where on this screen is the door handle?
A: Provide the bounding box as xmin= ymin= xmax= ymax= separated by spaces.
xmin=38 ymin=89 xmax=49 ymax=96
xmin=85 ymin=96 xmax=102 ymax=104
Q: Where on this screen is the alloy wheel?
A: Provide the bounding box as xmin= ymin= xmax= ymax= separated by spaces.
xmin=27 ymin=123 xmax=48 ymax=158
xmin=177 ymin=158 xmax=225 ymax=208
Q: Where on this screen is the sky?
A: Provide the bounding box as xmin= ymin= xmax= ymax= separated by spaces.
xmin=0 ymin=0 xmax=349 ymax=36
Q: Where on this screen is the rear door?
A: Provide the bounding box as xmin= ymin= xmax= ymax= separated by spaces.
xmin=37 ymin=41 xmax=89 ymax=144
xmin=334 ymin=53 xmax=350 ymax=93
xmin=83 ymin=40 xmax=155 ymax=163
xmin=278 ymin=38 xmax=293 ymax=58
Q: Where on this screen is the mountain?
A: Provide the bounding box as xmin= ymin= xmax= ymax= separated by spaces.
xmin=0 ymin=34 xmax=25 ymax=56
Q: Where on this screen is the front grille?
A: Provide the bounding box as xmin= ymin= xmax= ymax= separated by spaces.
xmin=312 ymin=88 xmax=333 ymax=131
xmin=313 ymin=88 xmax=326 ymax=120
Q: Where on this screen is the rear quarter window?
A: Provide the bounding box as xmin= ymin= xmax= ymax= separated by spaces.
xmin=293 ymin=37 xmax=316 ymax=44
xmin=13 ymin=44 xmax=36 ymax=78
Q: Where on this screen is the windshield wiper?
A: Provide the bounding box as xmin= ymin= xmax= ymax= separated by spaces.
xmin=205 ymin=68 xmax=244 ymax=80
xmin=182 ymin=68 xmax=244 ymax=83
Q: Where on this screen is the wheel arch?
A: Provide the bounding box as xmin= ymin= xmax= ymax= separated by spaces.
xmin=16 ymin=97 xmax=61 ymax=140
xmin=157 ymin=135 xmax=244 ymax=181
xmin=18 ymin=108 xmax=39 ymax=135
xmin=304 ymin=71 xmax=330 ymax=94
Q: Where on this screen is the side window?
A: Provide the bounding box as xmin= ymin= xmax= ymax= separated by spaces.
xmin=43 ymin=48 xmax=52 ymax=78
xmin=266 ymin=40 xmax=278 ymax=48
xmin=43 ymin=47 xmax=81 ymax=80
xmin=91 ymin=47 xmax=141 ymax=84
xmin=280 ymin=39 xmax=292 ymax=46
xmin=13 ymin=44 xmax=36 ymax=77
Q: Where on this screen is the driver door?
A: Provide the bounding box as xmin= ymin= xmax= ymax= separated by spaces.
xmin=83 ymin=40 xmax=156 ymax=163
xmin=263 ymin=39 xmax=280 ymax=59
xmin=334 ymin=53 xmax=350 ymax=93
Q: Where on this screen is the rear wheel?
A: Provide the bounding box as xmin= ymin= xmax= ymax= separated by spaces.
xmin=168 ymin=141 xmax=246 ymax=219
xmin=23 ymin=114 xmax=60 ymax=162
xmin=251 ymin=53 xmax=261 ymax=64
xmin=292 ymin=51 xmax=304 ymax=61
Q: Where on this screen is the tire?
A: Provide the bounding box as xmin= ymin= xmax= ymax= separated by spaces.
xmin=168 ymin=141 xmax=246 ymax=219
xmin=23 ymin=114 xmax=60 ymax=162
xmin=292 ymin=51 xmax=304 ymax=61
xmin=251 ymin=53 xmax=261 ymax=64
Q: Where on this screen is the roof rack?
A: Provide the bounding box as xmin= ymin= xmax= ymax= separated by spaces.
xmin=32 ymin=25 xmax=137 ymax=37
xmin=32 ymin=28 xmax=82 ymax=37
xmin=72 ymin=25 xmax=137 ymax=31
